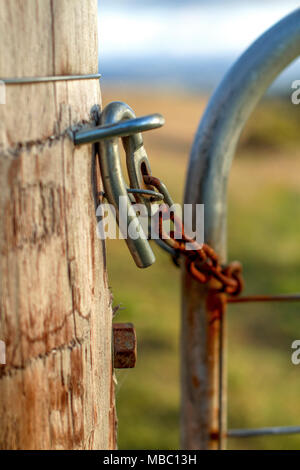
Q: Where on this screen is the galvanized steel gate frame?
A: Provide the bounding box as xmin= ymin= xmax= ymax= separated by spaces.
xmin=182 ymin=8 xmax=300 ymax=450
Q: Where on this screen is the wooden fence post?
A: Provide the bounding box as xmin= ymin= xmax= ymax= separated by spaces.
xmin=0 ymin=0 xmax=115 ymax=449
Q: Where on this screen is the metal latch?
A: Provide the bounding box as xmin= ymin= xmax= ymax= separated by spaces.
xmin=73 ymin=101 xmax=165 ymax=268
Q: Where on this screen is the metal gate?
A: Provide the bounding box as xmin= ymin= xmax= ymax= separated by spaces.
xmin=182 ymin=8 xmax=300 ymax=450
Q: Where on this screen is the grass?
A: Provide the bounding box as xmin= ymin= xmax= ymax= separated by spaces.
xmin=101 ymin=87 xmax=300 ymax=450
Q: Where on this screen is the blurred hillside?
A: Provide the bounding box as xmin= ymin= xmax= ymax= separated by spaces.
xmin=102 ymin=87 xmax=300 ymax=450
xmin=239 ymin=98 xmax=300 ymax=152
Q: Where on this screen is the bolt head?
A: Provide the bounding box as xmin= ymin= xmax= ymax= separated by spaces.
xmin=113 ymin=323 xmax=137 ymax=369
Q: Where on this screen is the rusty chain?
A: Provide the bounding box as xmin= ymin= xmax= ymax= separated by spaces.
xmin=143 ymin=175 xmax=244 ymax=296
xmin=75 ymin=100 xmax=300 ymax=304
xmin=141 ymin=174 xmax=300 ymax=304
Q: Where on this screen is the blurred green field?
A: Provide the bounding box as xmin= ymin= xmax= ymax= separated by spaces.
xmin=102 ymin=87 xmax=300 ymax=450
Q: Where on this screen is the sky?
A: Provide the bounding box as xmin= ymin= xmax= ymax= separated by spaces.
xmin=98 ymin=1 xmax=300 ymax=92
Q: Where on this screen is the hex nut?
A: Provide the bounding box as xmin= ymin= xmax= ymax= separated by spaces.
xmin=113 ymin=322 xmax=137 ymax=369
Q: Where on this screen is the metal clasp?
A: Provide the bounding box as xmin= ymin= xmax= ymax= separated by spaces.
xmin=74 ymin=101 xmax=165 ymax=268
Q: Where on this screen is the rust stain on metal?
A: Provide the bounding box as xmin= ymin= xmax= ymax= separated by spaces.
xmin=112 ymin=323 xmax=137 ymax=369
xmin=228 ymin=293 xmax=300 ymax=303
xmin=192 ymin=375 xmax=200 ymax=388
xmin=210 ymin=430 xmax=220 ymax=441
xmin=206 ymin=289 xmax=226 ymax=325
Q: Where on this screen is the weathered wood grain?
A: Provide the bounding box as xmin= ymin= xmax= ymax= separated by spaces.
xmin=0 ymin=0 xmax=115 ymax=450
xmin=0 ymin=0 xmax=98 ymax=78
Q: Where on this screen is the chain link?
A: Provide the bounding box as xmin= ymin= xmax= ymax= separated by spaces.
xmin=143 ymin=175 xmax=244 ymax=296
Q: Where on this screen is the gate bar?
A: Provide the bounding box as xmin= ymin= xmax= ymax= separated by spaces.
xmin=182 ymin=8 xmax=300 ymax=450
xmin=228 ymin=426 xmax=300 ymax=438
xmin=228 ymin=294 xmax=300 ymax=303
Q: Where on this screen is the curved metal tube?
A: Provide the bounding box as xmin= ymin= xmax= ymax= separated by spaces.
xmin=181 ymin=8 xmax=300 ymax=450
xmin=185 ymin=7 xmax=300 ymax=259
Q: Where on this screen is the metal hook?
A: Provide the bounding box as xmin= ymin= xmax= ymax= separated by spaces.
xmin=74 ymin=101 xmax=165 ymax=268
